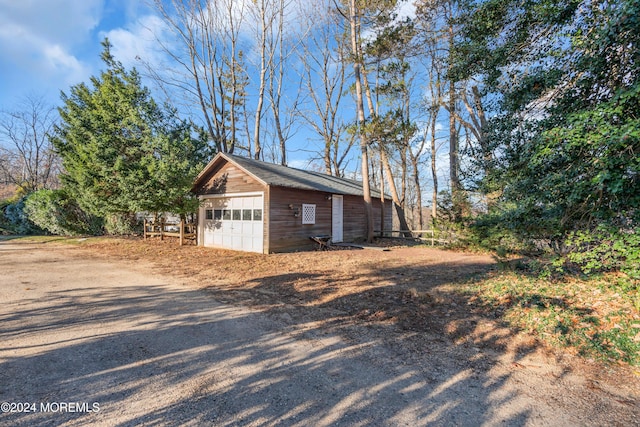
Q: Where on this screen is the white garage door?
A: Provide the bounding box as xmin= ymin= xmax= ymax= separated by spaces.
xmin=202 ymin=195 xmax=264 ymax=253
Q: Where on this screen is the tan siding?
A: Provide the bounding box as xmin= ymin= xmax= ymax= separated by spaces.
xmin=268 ymin=187 xmax=332 ymax=252
xmin=342 ymin=195 xmax=369 ymax=242
xmin=267 ymin=187 xmax=393 ymax=252
xmin=196 ymin=162 xmax=265 ymax=195
xmin=372 ymin=198 xmax=393 ymax=234
xmin=332 ymin=196 xmax=391 ymax=243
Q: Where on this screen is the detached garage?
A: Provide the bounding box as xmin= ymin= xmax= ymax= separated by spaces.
xmin=192 ymin=153 xmax=393 ymax=253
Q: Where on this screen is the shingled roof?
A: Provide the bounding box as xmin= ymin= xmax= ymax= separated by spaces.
xmin=194 ymin=152 xmax=389 ymax=198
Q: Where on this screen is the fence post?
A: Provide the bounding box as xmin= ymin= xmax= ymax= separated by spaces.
xmin=179 ymin=219 xmax=184 ymax=246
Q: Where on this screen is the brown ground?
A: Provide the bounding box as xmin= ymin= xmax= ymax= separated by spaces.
xmin=87 ymin=238 xmax=640 ymax=387
xmin=3 ymin=236 xmax=639 ymax=426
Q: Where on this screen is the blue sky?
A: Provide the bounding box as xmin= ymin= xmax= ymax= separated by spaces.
xmin=0 ymin=0 xmax=450 ymax=186
xmin=0 ymin=0 xmax=333 ymax=169
xmin=0 ymin=0 xmax=365 ymax=172
xmin=0 ymin=0 xmax=156 ymax=105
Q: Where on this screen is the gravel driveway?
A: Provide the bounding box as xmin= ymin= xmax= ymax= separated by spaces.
xmin=1 ymin=239 xmax=638 ymax=426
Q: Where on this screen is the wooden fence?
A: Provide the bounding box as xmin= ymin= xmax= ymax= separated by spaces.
xmin=375 ymin=229 xmax=458 ymax=246
xmin=143 ymin=219 xmax=196 ymax=246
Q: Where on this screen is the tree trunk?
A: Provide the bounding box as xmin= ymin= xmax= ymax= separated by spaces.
xmin=449 ymin=80 xmax=460 ymax=200
xmin=430 ymin=110 xmax=438 ymax=222
xmin=448 ymin=20 xmax=462 ymax=222
xmin=413 ymin=158 xmax=423 ymax=230
xmin=381 ymin=149 xmax=412 ymax=237
xmin=348 ymin=0 xmax=374 ymax=242
xmin=253 ymin=5 xmax=267 ymax=160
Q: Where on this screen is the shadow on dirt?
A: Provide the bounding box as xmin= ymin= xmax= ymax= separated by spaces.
xmin=0 ymin=245 xmax=550 ymax=427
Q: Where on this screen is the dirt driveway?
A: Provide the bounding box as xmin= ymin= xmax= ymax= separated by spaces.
xmin=0 ymin=239 xmax=638 ymax=426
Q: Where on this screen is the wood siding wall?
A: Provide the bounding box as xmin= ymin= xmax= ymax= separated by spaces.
xmin=343 ymin=195 xmax=391 ymax=242
xmin=268 ymin=187 xmax=331 ymax=252
xmin=197 ymin=162 xmax=265 ymax=195
xmin=268 ymin=186 xmax=392 ymax=253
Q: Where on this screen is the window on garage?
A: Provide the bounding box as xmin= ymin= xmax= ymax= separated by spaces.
xmin=302 ymin=204 xmax=316 ymax=224
xmin=205 ymin=209 xmax=213 ymax=220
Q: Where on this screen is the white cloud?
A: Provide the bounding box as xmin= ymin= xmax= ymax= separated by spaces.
xmin=43 ymin=44 xmax=91 ymax=82
xmin=102 ymin=14 xmax=169 ymax=70
xmin=395 ymin=1 xmax=416 ymax=21
xmin=0 ymin=0 xmax=103 ymax=44
xmin=0 ymin=0 xmax=104 ymax=99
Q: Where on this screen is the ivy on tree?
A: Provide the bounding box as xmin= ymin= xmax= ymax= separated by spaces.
xmin=453 ymin=0 xmax=640 ymax=239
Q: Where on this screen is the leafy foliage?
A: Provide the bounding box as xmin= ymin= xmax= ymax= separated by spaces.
xmin=1 ymin=197 xmax=42 ymax=234
xmin=557 ymin=226 xmax=640 ymax=280
xmin=103 ymin=213 xmax=141 ymax=236
xmin=51 ymin=39 xmax=211 ymax=225
xmin=454 ymin=0 xmax=640 ymax=240
xmin=23 ymin=189 xmax=103 ymax=236
xmin=463 ymin=207 xmax=533 ymax=254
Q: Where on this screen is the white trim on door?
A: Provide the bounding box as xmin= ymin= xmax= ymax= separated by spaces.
xmin=332 ymin=195 xmax=344 ymax=243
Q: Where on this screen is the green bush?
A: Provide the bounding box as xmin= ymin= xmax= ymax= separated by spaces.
xmin=1 ymin=197 xmax=42 ymax=234
xmin=104 ymin=213 xmax=141 ymax=235
xmin=559 ymin=226 xmax=640 ymax=280
xmin=464 ymin=210 xmax=536 ymax=255
xmin=23 ymin=190 xmax=103 ymax=236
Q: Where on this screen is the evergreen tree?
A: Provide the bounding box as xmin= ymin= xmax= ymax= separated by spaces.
xmin=51 ymin=39 xmax=210 ymax=225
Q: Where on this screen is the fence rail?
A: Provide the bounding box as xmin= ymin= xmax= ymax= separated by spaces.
xmin=375 ymin=229 xmax=458 ymax=246
xmin=143 ymin=219 xmax=196 ymax=246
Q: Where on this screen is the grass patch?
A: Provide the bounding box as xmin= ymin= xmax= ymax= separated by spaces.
xmin=465 ymin=264 xmax=640 ymax=366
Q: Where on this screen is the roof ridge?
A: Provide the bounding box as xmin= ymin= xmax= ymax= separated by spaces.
xmin=196 ymin=152 xmax=389 ymax=198
xmin=225 ymin=153 xmax=367 ymax=186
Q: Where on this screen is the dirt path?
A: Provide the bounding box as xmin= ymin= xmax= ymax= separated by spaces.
xmin=0 ymin=239 xmax=638 ymax=426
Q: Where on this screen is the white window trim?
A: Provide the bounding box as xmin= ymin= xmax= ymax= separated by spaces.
xmin=301 ymin=204 xmax=316 ymax=224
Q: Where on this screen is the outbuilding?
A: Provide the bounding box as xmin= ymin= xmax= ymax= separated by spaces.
xmin=192 ymin=153 xmax=393 ymax=253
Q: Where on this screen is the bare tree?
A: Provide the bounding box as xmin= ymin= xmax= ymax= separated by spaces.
xmin=415 ymin=0 xmax=477 ymax=222
xmin=149 ymin=0 xmax=301 ymax=162
xmin=149 ymin=0 xmax=249 ymax=153
xmin=265 ymin=0 xmax=302 ymax=166
xmin=451 ymin=84 xmax=490 ymax=176
xmin=0 ymin=96 xmax=59 ymax=193
xmin=249 ymin=0 xmax=271 ymax=160
xmin=298 ymin=2 xmax=353 ymax=175
xmin=408 ymin=118 xmax=427 ymax=230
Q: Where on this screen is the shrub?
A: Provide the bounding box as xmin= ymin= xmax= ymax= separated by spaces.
xmin=104 ymin=213 xmax=141 ymax=235
xmin=464 ymin=210 xmax=537 ymax=255
xmin=23 ymin=189 xmax=103 ymax=236
xmin=1 ymin=197 xmax=42 ymax=234
xmin=559 ymin=226 xmax=640 ymax=280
